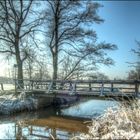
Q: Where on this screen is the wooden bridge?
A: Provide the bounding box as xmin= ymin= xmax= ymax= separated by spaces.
xmin=1 ymin=79 xmax=140 ymax=98
xmin=0 ymin=79 xmax=139 ymax=108
xmin=15 ymin=79 xmax=140 ymax=98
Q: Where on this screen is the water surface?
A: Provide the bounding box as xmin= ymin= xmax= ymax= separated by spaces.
xmin=0 ymin=98 xmax=118 ymax=139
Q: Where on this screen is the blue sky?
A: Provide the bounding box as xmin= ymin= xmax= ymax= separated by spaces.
xmin=0 ymin=1 xmax=140 ymax=79
xmin=93 ymin=1 xmax=140 ymax=79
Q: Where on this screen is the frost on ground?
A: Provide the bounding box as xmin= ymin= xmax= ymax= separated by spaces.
xmin=0 ymin=91 xmax=38 ymax=115
xmin=73 ymin=100 xmax=140 ymax=140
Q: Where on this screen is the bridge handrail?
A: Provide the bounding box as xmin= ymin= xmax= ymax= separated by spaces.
xmin=12 ymin=79 xmax=140 ymax=84
xmin=1 ymin=77 xmax=140 ymax=84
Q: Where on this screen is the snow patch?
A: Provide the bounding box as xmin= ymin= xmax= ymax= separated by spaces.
xmin=0 ymin=92 xmax=38 ymax=115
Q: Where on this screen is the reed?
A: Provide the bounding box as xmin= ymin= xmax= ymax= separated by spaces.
xmin=73 ymin=99 xmax=140 ymax=139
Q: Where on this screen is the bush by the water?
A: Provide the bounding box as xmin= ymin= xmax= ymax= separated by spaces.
xmin=73 ymin=100 xmax=140 ymax=139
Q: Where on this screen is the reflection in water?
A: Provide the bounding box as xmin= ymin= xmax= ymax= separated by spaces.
xmin=0 ymin=99 xmax=118 ymax=139
xmin=61 ymin=99 xmax=119 ymax=118
xmin=0 ymin=123 xmax=15 ymax=139
xmin=15 ymin=116 xmax=88 ymax=139
xmin=0 ymin=117 xmax=88 ymax=139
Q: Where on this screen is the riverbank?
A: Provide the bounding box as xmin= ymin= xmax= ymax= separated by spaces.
xmin=1 ymin=90 xmax=140 ymax=139
xmin=73 ymin=100 xmax=140 ymax=139
xmin=0 ymin=90 xmax=78 ymax=115
xmin=0 ymin=91 xmax=38 ymax=115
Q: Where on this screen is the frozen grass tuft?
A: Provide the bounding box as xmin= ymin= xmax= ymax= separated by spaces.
xmin=72 ymin=100 xmax=140 ymax=140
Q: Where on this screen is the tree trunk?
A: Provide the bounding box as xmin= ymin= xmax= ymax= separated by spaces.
xmin=52 ymin=53 xmax=58 ymax=81
xmin=52 ymin=52 xmax=58 ymax=89
xmin=17 ymin=60 xmax=24 ymax=89
xmin=15 ymin=40 xmax=24 ymax=89
xmin=29 ymin=60 xmax=32 ymax=80
xmin=51 ymin=0 xmax=60 ymax=89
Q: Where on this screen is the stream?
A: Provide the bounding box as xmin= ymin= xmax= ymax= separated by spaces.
xmin=0 ymin=98 xmax=119 ymax=139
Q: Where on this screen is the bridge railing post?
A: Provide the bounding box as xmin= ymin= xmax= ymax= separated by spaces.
xmin=89 ymin=83 xmax=92 ymax=91
xmin=31 ymin=80 xmax=33 ymax=91
xmin=69 ymin=82 xmax=73 ymax=91
xmin=74 ymin=83 xmax=77 ymax=92
xmin=100 ymin=81 xmax=104 ymax=96
xmin=111 ymin=82 xmax=114 ymax=92
xmin=46 ymin=82 xmax=48 ymax=90
xmin=135 ymin=80 xmax=139 ymax=97
xmin=0 ymin=83 xmax=4 ymax=91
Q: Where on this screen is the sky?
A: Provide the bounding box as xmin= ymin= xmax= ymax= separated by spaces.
xmin=93 ymin=1 xmax=140 ymax=79
xmin=0 ymin=1 xmax=140 ymax=79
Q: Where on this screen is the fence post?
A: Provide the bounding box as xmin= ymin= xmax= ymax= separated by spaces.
xmin=0 ymin=83 xmax=4 ymax=90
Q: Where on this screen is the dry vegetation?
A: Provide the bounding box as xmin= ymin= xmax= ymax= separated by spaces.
xmin=73 ymin=100 xmax=140 ymax=139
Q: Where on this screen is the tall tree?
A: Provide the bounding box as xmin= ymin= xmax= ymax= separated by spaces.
xmin=44 ymin=0 xmax=117 ymax=82
xmin=0 ymin=0 xmax=42 ymax=88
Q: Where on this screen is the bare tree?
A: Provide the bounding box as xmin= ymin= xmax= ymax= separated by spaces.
xmin=44 ymin=0 xmax=117 ymax=82
xmin=23 ymin=47 xmax=35 ymax=79
xmin=0 ymin=0 xmax=43 ymax=88
xmin=128 ymin=69 xmax=140 ymax=80
xmin=59 ymin=55 xmax=84 ymax=80
xmin=87 ymin=72 xmax=109 ymax=80
xmin=127 ymin=41 xmax=140 ymax=80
